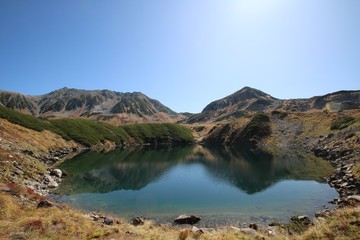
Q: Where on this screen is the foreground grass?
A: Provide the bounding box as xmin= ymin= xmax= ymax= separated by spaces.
xmin=299 ymin=206 xmax=360 ymax=240
xmin=1 ymin=188 xmax=359 ymax=240
xmin=0 ymin=189 xmax=266 ymax=240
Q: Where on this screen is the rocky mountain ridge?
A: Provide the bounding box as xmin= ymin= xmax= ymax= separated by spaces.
xmin=186 ymin=87 xmax=360 ymax=123
xmin=0 ymin=87 xmax=180 ymax=124
xmin=1 ymin=86 xmax=359 ymax=124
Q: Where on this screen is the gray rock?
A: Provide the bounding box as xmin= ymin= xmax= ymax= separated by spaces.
xmin=48 ymin=179 xmax=58 ymax=188
xmin=174 ymin=214 xmax=201 ymax=225
xmin=50 ymin=169 xmax=62 ymax=178
xmin=104 ymin=216 xmax=114 ymax=225
xmin=266 ymin=227 xmax=276 ymax=236
xmin=10 ymin=232 xmax=27 ymax=240
xmin=347 ymin=195 xmax=360 ymax=202
xmin=0 ymin=186 xmax=11 ymax=192
xmin=291 ymin=215 xmax=311 ymax=225
xmin=315 ymin=210 xmax=331 ymax=218
xmin=192 ymin=226 xmax=204 ymax=234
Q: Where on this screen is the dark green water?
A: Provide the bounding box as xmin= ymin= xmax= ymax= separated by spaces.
xmin=53 ymin=145 xmax=338 ymax=226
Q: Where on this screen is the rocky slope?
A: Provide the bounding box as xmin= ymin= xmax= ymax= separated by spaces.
xmin=0 ymin=87 xmax=181 ymax=124
xmin=186 ymin=87 xmax=360 ymax=123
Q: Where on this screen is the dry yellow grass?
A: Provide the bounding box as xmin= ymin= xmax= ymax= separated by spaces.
xmin=1 ymin=173 xmax=360 ymax=240
xmin=0 ymin=119 xmax=78 ymax=155
xmin=299 ymin=206 xmax=360 ymax=240
xmin=352 ymin=162 xmax=360 ymax=180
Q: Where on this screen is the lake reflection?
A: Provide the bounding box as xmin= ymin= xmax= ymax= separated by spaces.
xmin=54 ymin=145 xmax=338 ymax=226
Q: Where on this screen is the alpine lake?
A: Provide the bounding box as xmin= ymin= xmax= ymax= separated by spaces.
xmin=52 ymin=145 xmax=338 ymax=227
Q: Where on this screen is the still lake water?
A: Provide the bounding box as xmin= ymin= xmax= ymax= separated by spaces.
xmin=53 ymin=145 xmax=338 ymax=226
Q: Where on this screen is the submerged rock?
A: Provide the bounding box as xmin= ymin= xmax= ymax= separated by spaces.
xmin=174 ymin=215 xmax=201 ymax=225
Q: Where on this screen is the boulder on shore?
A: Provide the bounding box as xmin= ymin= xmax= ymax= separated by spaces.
xmin=174 ymin=215 xmax=201 ymax=225
xmin=104 ymin=216 xmax=114 ymax=225
xmin=37 ymin=200 xmax=54 ymax=208
xmin=132 ymin=217 xmax=145 ymax=226
xmin=50 ymin=169 xmax=62 ymax=178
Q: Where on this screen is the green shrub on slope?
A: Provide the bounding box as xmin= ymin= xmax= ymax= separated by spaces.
xmin=0 ymin=105 xmax=194 ymax=147
xmin=330 ymin=116 xmax=355 ymax=130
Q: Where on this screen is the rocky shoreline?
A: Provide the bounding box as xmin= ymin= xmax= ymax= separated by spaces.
xmin=309 ymin=128 xmax=360 ymax=211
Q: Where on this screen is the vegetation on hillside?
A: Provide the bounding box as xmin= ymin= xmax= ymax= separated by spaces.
xmin=240 ymin=112 xmax=270 ymax=138
xmin=0 ymin=105 xmax=194 ymax=147
xmin=204 ymin=113 xmax=271 ymax=147
xmin=0 ymin=104 xmax=59 ymax=133
xmin=330 ymin=116 xmax=356 ymax=130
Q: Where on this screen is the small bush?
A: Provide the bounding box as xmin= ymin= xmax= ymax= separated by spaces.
xmin=243 ymin=112 xmax=270 ymax=137
xmin=330 ymin=116 xmax=355 ymax=130
xmin=271 ymin=110 xmax=288 ymax=119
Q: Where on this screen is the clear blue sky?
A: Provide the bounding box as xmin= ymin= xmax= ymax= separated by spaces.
xmin=0 ymin=0 xmax=359 ymax=113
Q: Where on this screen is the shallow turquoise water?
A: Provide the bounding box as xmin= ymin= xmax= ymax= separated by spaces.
xmin=54 ymin=146 xmax=338 ymax=226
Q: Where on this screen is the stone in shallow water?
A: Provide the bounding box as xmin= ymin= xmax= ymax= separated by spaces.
xmin=174 ymin=215 xmax=201 ymax=225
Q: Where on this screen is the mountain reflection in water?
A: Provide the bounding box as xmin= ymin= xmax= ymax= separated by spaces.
xmin=56 ymin=145 xmax=333 ymax=195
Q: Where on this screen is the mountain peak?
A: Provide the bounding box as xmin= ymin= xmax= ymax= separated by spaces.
xmin=202 ymin=87 xmax=277 ymax=113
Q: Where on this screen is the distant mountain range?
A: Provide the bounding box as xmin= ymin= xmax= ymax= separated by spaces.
xmin=186 ymin=87 xmax=360 ymax=123
xmin=0 ymin=87 xmax=181 ymax=124
xmin=0 ymin=86 xmax=359 ymax=124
